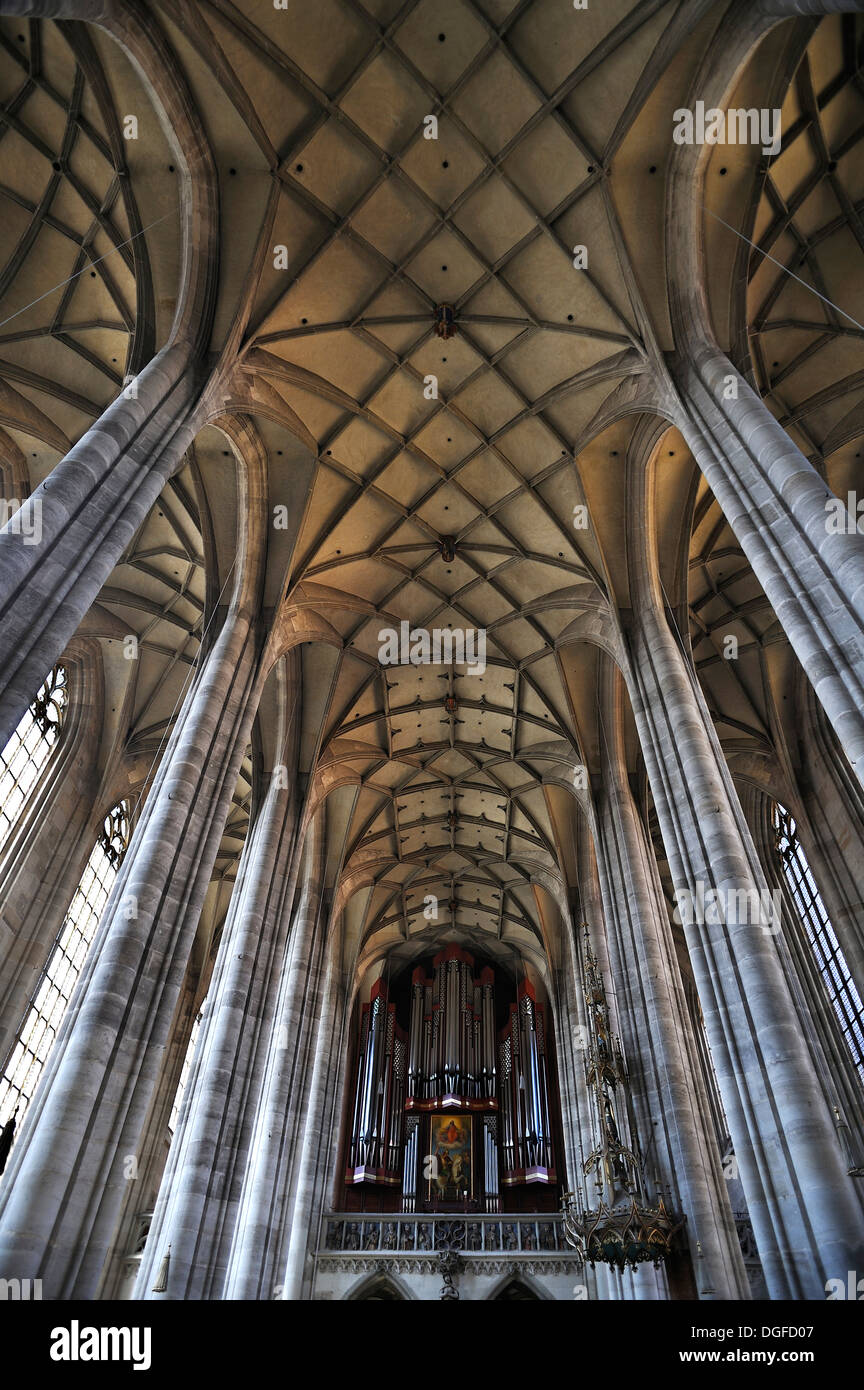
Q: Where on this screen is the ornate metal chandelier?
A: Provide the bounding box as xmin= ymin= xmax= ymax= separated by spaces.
xmin=561 ymin=927 xmax=683 ymax=1272
xmin=562 ymin=1191 xmax=682 ymax=1273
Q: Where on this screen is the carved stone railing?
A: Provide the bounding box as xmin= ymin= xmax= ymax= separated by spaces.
xmin=321 ymin=1213 xmax=568 ymax=1255
xmin=317 ymin=1213 xmax=579 ymax=1265
xmin=315 ymin=1215 xmax=584 ymax=1286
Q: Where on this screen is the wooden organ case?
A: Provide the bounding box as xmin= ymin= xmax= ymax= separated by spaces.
xmin=344 ymin=945 xmax=559 ymax=1211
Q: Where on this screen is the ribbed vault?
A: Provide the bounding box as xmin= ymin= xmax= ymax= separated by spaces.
xmin=3 ymin=2 xmax=864 ymax=986
xmin=0 ymin=13 xmax=159 ymax=469
xmin=742 ymin=15 xmax=864 ymax=465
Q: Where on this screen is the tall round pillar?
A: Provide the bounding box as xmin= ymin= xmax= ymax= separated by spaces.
xmin=665 ymin=0 xmax=864 ymax=784
xmin=224 ymin=810 xmax=328 ymax=1301
xmin=136 ymin=654 xmax=302 ymax=1300
xmin=591 ymin=661 xmax=750 ymax=1299
xmin=0 ymin=0 xmax=219 ymax=751
xmin=0 ymin=598 xmax=264 ymax=1298
xmin=626 ymin=601 xmax=864 ymax=1296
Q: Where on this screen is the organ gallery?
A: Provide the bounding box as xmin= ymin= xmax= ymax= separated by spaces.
xmin=344 ymin=945 xmax=558 ymax=1208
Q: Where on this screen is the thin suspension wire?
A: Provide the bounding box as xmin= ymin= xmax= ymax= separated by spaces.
xmin=700 ymin=202 xmax=864 ymax=334
xmin=0 ymin=207 xmax=178 ymax=332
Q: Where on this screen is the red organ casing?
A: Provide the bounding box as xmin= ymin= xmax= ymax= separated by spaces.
xmin=344 ymin=946 xmax=557 ymax=1202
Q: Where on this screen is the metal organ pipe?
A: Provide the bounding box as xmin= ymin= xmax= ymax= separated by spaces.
xmin=355 ymin=996 xmax=379 ymax=1167
xmin=499 ymin=980 xmax=556 ymax=1185
xmin=445 ymin=957 xmax=458 ymax=1094
xmin=401 ymin=1117 xmax=419 ymax=1212
xmin=481 ymin=973 xmax=495 ymax=1099
xmin=484 ymin=1116 xmax=500 ymax=1212
xmin=407 ymin=974 xmax=423 ymax=1102
xmin=344 ymin=979 xmax=406 ymax=1186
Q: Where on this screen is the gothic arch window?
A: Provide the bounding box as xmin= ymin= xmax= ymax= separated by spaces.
xmin=773 ymin=802 xmax=864 ymax=1085
xmin=0 ymin=664 xmax=68 ymax=852
xmin=0 ymin=800 xmax=131 ymax=1125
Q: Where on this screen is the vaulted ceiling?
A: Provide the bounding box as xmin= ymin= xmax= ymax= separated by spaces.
xmin=1 ymin=2 xmax=862 ymax=982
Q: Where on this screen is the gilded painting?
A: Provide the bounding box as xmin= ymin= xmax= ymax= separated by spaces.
xmin=429 ymin=1114 xmax=472 ymax=1200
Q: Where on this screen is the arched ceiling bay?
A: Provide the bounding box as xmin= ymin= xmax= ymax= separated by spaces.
xmin=208 ymin=0 xmax=694 ymax=972
xmin=746 ymin=14 xmax=864 ymax=467
xmin=701 ymin=12 xmax=864 ymax=464
xmin=0 ymin=11 xmax=168 ymax=468
xmin=161 ymin=0 xmax=864 ymax=968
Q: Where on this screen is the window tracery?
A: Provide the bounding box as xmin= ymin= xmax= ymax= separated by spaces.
xmin=0 ymin=800 xmax=130 ymax=1125
xmin=0 ymin=665 xmax=68 ymax=852
xmin=774 ymin=802 xmax=864 ymax=1085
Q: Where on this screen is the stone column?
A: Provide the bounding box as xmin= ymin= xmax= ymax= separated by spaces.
xmin=664 ymin=0 xmax=864 ymax=784
xmin=280 ymin=902 xmax=342 ymax=1303
xmin=740 ymin=782 xmax=864 ymax=1181
xmin=224 ymin=810 xmax=328 ymax=1301
xmin=98 ymin=976 xmax=205 ymax=1300
xmin=578 ymin=864 xmax=667 ymax=1302
xmin=591 ymin=662 xmax=749 ymax=1299
xmin=667 ymin=350 xmax=864 ymax=786
xmin=136 ymin=654 xmax=302 ymax=1300
xmin=555 ymin=820 xmax=625 ymax=1302
xmin=619 ymin=431 xmax=864 ymax=1298
xmin=0 ymin=0 xmax=219 ymax=750
xmin=795 ymin=689 xmax=864 ymax=996
xmin=0 ymin=418 xmax=268 ymax=1296
xmin=625 ymin=608 xmax=864 ymax=1293
xmin=0 ymin=602 xmax=264 ymax=1296
xmin=552 ymin=893 xmax=600 ymax=1213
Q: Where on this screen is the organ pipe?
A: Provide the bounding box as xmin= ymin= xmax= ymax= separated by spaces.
xmin=345 ymin=978 xmax=406 ymax=1185
xmin=498 ymin=979 xmax=556 ymax=1184
xmin=403 ymin=945 xmax=497 ymax=1107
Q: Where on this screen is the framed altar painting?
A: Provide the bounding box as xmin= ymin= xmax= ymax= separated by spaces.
xmin=426 ymin=1114 xmax=473 ymax=1203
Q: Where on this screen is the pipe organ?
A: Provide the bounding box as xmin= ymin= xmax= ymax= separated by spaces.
xmin=406 ymin=945 xmax=496 ymax=1106
xmin=345 ymin=945 xmax=558 ymax=1208
xmin=498 ymin=980 xmax=555 ymax=1184
xmin=346 ymin=979 xmax=407 ymax=1185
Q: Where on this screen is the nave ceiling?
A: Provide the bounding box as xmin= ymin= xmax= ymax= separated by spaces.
xmin=1 ymin=1 xmax=863 ymax=984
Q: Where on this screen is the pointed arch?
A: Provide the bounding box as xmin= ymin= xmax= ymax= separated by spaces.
xmin=346 ymin=1270 xmax=414 ymax=1301
xmin=487 ymin=1271 xmax=552 ymax=1301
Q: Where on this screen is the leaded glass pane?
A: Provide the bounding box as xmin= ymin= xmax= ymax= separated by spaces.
xmin=0 ymin=801 xmax=130 ymax=1125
